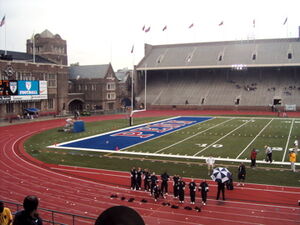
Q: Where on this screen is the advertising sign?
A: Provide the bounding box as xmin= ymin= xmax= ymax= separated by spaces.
xmin=18 ymin=80 xmax=39 ymax=95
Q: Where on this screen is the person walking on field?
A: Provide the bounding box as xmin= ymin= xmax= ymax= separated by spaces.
xmin=289 ymin=150 xmax=297 ymax=172
xmin=265 ymin=145 xmax=273 ymax=163
xmin=250 ymin=148 xmax=257 ymax=168
xmin=206 ymin=156 xmax=215 ymax=175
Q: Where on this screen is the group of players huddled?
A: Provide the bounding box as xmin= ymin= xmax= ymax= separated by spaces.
xmin=130 ymin=167 xmax=209 ymax=205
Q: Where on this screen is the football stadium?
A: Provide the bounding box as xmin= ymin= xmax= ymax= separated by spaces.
xmin=1 ymin=1 xmax=300 ymax=225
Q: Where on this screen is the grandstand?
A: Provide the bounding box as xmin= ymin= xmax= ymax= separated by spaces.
xmin=135 ymin=38 xmax=300 ymax=111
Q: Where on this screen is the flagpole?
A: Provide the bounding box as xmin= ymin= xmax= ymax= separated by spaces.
xmin=4 ymin=16 xmax=7 ymax=55
xmin=32 ymin=32 xmax=36 ymax=63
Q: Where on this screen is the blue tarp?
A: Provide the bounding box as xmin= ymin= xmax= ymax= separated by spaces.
xmin=25 ymin=108 xmax=40 ymax=113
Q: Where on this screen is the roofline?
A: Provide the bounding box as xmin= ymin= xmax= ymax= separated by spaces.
xmin=136 ymin=63 xmax=300 ymax=71
xmin=147 ymin=37 xmax=300 ymax=49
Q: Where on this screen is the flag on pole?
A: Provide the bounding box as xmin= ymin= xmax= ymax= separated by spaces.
xmin=131 ymin=45 xmax=134 ymax=54
xmin=218 ymin=21 xmax=224 ymax=26
xmin=142 ymin=25 xmax=145 ymax=31
xmin=283 ymin=17 xmax=288 ymax=25
xmin=188 ymin=23 xmax=194 ymax=29
xmin=162 ymin=25 xmax=167 ymax=31
xmin=0 ymin=15 xmax=5 ymax=27
xmin=145 ymin=26 xmax=151 ymax=32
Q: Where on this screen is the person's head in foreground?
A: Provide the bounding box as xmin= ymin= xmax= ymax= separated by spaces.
xmin=95 ymin=205 xmax=145 ymax=225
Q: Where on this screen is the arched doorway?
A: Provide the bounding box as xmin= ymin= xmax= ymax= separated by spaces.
xmin=68 ymin=99 xmax=84 ymax=113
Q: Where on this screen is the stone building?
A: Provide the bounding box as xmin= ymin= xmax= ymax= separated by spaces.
xmin=68 ymin=64 xmax=121 ymax=112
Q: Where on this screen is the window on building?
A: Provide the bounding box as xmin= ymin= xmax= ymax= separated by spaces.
xmin=48 ymin=98 xmax=54 ymax=109
xmin=48 ymin=74 xmax=57 ymax=87
xmin=107 ymin=92 xmax=116 ymax=100
xmin=6 ymin=103 xmax=14 ymax=113
xmin=107 ymin=82 xmax=116 ymax=91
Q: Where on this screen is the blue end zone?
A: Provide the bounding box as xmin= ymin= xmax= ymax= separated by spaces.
xmin=58 ymin=116 xmax=212 ymax=151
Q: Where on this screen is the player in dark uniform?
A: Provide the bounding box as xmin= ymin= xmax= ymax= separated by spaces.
xmin=173 ymin=175 xmax=179 ymax=198
xmin=143 ymin=169 xmax=151 ymax=192
xmin=150 ymin=172 xmax=158 ymax=196
xmin=136 ymin=167 xmax=143 ymax=190
xmin=160 ymin=172 xmax=170 ymax=195
xmin=130 ymin=167 xmax=137 ymax=190
xmin=177 ymin=177 xmax=186 ymax=203
xmin=199 ymin=179 xmax=209 ymax=205
xmin=188 ymin=179 xmax=197 ymax=204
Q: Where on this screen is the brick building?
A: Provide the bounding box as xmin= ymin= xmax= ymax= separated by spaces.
xmin=0 ymin=30 xmax=68 ymax=120
xmin=68 ymin=64 xmax=121 ymax=111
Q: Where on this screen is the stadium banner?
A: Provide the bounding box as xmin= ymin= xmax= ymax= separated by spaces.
xmin=18 ymin=80 xmax=39 ymax=95
xmin=57 ymin=116 xmax=212 ymax=151
xmin=285 ymin=104 xmax=296 ymax=111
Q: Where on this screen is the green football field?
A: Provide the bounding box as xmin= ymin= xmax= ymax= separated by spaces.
xmin=121 ymin=116 xmax=299 ymax=164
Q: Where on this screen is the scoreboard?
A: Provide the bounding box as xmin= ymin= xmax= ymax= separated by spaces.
xmin=0 ymin=80 xmax=47 ymax=102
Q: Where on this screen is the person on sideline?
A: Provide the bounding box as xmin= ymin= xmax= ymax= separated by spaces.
xmin=0 ymin=201 xmax=13 ymax=225
xmin=289 ymin=150 xmax=297 ymax=172
xmin=216 ymin=181 xmax=225 ymax=201
xmin=199 ymin=180 xmax=209 ymax=205
xmin=250 ymin=148 xmax=257 ymax=168
xmin=188 ymin=179 xmax=197 ymax=204
xmin=13 ymin=195 xmax=43 ymax=225
xmin=206 ymin=156 xmax=215 ymax=175
xmin=237 ymin=163 xmax=246 ymax=186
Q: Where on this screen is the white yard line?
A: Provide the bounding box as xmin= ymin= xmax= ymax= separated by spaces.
xmin=236 ymin=119 xmax=274 ymax=159
xmin=154 ymin=118 xmax=233 ymax=154
xmin=193 ymin=119 xmax=252 ymax=156
xmin=282 ymin=118 xmax=295 ymax=162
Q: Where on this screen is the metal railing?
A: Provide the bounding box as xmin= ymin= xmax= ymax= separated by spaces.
xmin=2 ymin=200 xmax=96 ymax=225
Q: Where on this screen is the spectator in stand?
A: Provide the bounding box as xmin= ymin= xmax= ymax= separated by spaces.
xmin=250 ymin=149 xmax=257 ymax=168
xmin=265 ymin=145 xmax=273 ymax=163
xmin=237 ymin=163 xmax=246 ymax=186
xmin=13 ymin=195 xmax=43 ymax=225
xmin=0 ymin=200 xmax=13 ymax=225
xmin=206 ymin=156 xmax=215 ymax=175
xmin=289 ymin=150 xmax=297 ymax=172
xmin=172 ymin=175 xmax=180 ymax=199
xmin=160 ymin=172 xmax=170 ymax=195
xmin=199 ymin=180 xmax=209 ymax=205
xmin=188 ymin=179 xmax=197 ymax=204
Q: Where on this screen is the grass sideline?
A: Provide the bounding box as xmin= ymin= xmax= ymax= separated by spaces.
xmin=24 ymin=115 xmax=300 ymax=187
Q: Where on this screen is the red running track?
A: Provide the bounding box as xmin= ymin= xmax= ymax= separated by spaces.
xmin=1 ymin=110 xmax=300 ymax=225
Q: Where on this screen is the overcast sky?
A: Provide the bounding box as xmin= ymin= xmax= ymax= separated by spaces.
xmin=0 ymin=0 xmax=299 ymax=70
